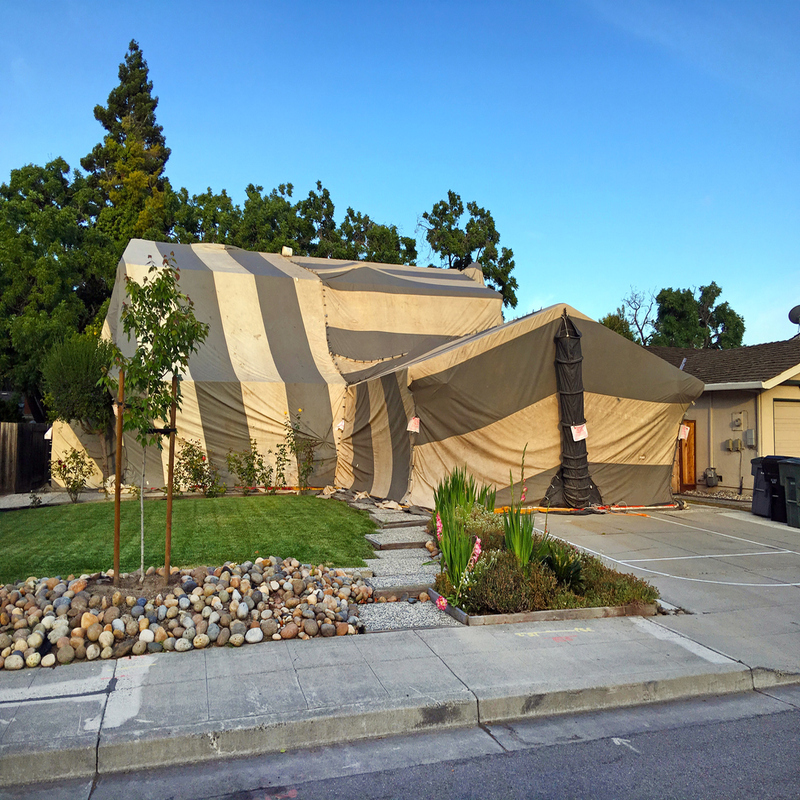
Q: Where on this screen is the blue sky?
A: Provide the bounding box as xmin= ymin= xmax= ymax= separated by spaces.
xmin=1 ymin=0 xmax=798 ymax=344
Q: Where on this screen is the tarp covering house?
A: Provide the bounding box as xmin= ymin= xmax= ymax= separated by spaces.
xmin=52 ymin=239 xmax=703 ymax=508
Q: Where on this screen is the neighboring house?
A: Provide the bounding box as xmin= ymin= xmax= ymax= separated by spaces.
xmin=649 ymin=340 xmax=800 ymax=493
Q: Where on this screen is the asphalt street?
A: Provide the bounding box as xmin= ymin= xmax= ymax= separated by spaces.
xmin=11 ymin=684 xmax=800 ymax=800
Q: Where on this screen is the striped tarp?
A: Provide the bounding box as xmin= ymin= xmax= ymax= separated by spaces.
xmin=52 ymin=242 xmax=702 ymax=506
xmin=52 ymin=240 xmax=502 ymax=492
xmin=336 ymin=304 xmax=704 ymax=508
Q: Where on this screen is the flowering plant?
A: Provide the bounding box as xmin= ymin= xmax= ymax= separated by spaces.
xmin=52 ymin=448 xmax=95 ymax=503
xmin=174 ymin=439 xmax=226 ymax=497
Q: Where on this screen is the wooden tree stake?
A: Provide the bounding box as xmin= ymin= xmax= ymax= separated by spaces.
xmin=113 ymin=369 xmax=124 ymax=580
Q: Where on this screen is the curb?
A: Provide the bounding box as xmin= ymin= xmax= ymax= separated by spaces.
xmin=1 ymin=660 xmax=786 ymax=788
xmin=476 ymin=666 xmax=754 ymax=724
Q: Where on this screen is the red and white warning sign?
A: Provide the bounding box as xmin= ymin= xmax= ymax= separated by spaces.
xmin=407 ymin=416 xmax=420 ymax=433
xmin=679 ymin=424 xmax=690 ymax=440
xmin=570 ymin=423 xmax=588 ymax=442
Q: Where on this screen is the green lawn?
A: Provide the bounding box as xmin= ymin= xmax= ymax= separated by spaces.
xmin=0 ymin=495 xmax=376 ymax=584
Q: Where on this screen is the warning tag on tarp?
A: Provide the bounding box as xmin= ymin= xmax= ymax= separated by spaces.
xmin=570 ymin=423 xmax=588 ymax=441
xmin=336 ymin=419 xmax=345 ymax=431
xmin=407 ymin=416 xmax=420 ymax=433
xmin=679 ymin=424 xmax=690 ymax=440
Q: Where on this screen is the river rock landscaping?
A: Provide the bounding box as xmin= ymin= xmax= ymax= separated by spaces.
xmin=0 ymin=557 xmax=377 ymax=671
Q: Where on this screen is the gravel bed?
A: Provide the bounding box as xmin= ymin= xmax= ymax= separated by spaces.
xmin=369 ymin=573 xmax=439 ymax=589
xmin=360 ymin=600 xmax=462 ymax=632
xmin=681 ymin=489 xmax=753 ymax=502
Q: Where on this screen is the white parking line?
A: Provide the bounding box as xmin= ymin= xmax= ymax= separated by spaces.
xmin=625 ymin=550 xmax=792 ymax=563
xmin=568 ymin=542 xmax=800 ymax=587
xmin=647 ymin=513 xmax=800 ymax=557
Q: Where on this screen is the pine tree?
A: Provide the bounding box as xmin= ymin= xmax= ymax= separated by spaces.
xmin=81 ymin=40 xmax=172 ymax=250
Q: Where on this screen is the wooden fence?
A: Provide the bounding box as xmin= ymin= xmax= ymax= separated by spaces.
xmin=0 ymin=423 xmax=50 ymax=494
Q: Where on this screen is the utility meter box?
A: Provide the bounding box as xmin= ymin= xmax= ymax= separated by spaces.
xmin=744 ymin=428 xmax=756 ymax=448
xmin=705 ymin=467 xmax=719 ymax=487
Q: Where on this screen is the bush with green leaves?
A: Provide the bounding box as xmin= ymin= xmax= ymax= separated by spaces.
xmin=467 ymin=550 xmax=558 ymax=614
xmin=42 ymin=334 xmax=114 ymax=434
xmin=52 ymin=448 xmax=95 ymax=503
xmin=226 ymin=439 xmax=273 ymax=495
xmin=541 ymin=538 xmax=584 ymax=592
xmin=174 ymin=439 xmax=226 ymax=497
xmin=282 ymin=409 xmax=322 ymax=489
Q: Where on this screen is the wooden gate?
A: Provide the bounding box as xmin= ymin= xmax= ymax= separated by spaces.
xmin=0 ymin=423 xmax=50 ymax=494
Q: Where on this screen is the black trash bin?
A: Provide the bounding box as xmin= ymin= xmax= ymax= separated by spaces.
xmin=751 ymin=456 xmax=789 ymax=523
xmin=778 ymin=458 xmax=800 ymax=529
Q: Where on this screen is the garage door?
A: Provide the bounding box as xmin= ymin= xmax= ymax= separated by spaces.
xmin=774 ymin=400 xmax=800 ymax=456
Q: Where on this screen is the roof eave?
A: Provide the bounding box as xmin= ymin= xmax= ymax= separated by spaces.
xmin=703 ymin=381 xmax=764 ymax=391
xmin=762 ymin=364 xmax=800 ymax=390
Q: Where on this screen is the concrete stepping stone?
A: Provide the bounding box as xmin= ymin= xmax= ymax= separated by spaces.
xmin=369 ymin=509 xmax=431 ymax=529
xmin=365 ymin=526 xmax=433 ymax=550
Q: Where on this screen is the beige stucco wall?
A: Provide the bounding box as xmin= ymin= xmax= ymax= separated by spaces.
xmin=758 ymin=369 xmax=800 ymax=457
xmin=681 ymin=368 xmax=800 ymax=491
xmin=682 ymin=390 xmax=759 ymax=491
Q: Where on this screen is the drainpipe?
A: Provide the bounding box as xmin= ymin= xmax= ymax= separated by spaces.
xmin=707 ymin=392 xmax=714 ymax=485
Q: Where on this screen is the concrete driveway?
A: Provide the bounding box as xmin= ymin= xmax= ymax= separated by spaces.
xmin=545 ymin=505 xmax=800 ymax=677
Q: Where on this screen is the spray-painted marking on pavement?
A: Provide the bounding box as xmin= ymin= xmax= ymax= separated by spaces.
xmin=515 ymin=627 xmax=593 ymax=638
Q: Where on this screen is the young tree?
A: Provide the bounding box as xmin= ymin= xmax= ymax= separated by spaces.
xmin=651 ymin=282 xmax=745 ymax=349
xmin=419 ymin=190 xmax=518 ymax=307
xmin=105 ymin=252 xmax=209 ymax=580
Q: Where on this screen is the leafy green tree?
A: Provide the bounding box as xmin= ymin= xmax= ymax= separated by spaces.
xmin=337 ymin=208 xmax=416 ymax=264
xmin=42 ymin=334 xmax=115 ymax=433
xmin=651 ymin=282 xmax=744 ymax=349
xmin=0 ymin=160 xmax=115 ymax=408
xmin=297 ymin=181 xmax=340 ymax=257
xmin=420 ymin=190 xmax=518 ymax=307
xmin=235 ymin=183 xmax=306 ymax=253
xmin=172 ymin=187 xmax=242 ymax=244
xmin=599 ymin=307 xmax=636 ymax=341
xmin=42 ymin=333 xmax=116 ymax=485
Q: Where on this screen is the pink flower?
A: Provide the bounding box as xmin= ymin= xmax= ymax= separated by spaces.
xmin=469 ymin=537 xmax=482 ymax=569
xmin=435 ymin=514 xmax=443 ymax=541
xmin=521 ymin=486 xmax=527 ymax=503
xmin=436 ymin=595 xmax=447 ymax=610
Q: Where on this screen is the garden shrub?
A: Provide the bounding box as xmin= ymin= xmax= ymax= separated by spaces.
xmin=174 ymin=439 xmax=226 ymax=497
xmin=52 ymin=448 xmax=95 ymax=503
xmin=541 ymin=537 xmax=584 ymax=592
xmin=226 ymin=439 xmax=273 ymax=494
xmin=468 ymin=550 xmax=557 ymax=614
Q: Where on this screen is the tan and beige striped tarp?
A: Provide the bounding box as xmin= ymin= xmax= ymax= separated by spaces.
xmin=337 ymin=304 xmax=703 ymax=508
xmin=53 ymin=240 xmax=702 ymax=508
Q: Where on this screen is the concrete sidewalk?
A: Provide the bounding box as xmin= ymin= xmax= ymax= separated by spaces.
xmin=0 ymin=614 xmax=763 ymax=789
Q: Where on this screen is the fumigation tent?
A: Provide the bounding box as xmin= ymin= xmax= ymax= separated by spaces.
xmin=52 ymin=239 xmax=702 ymax=508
